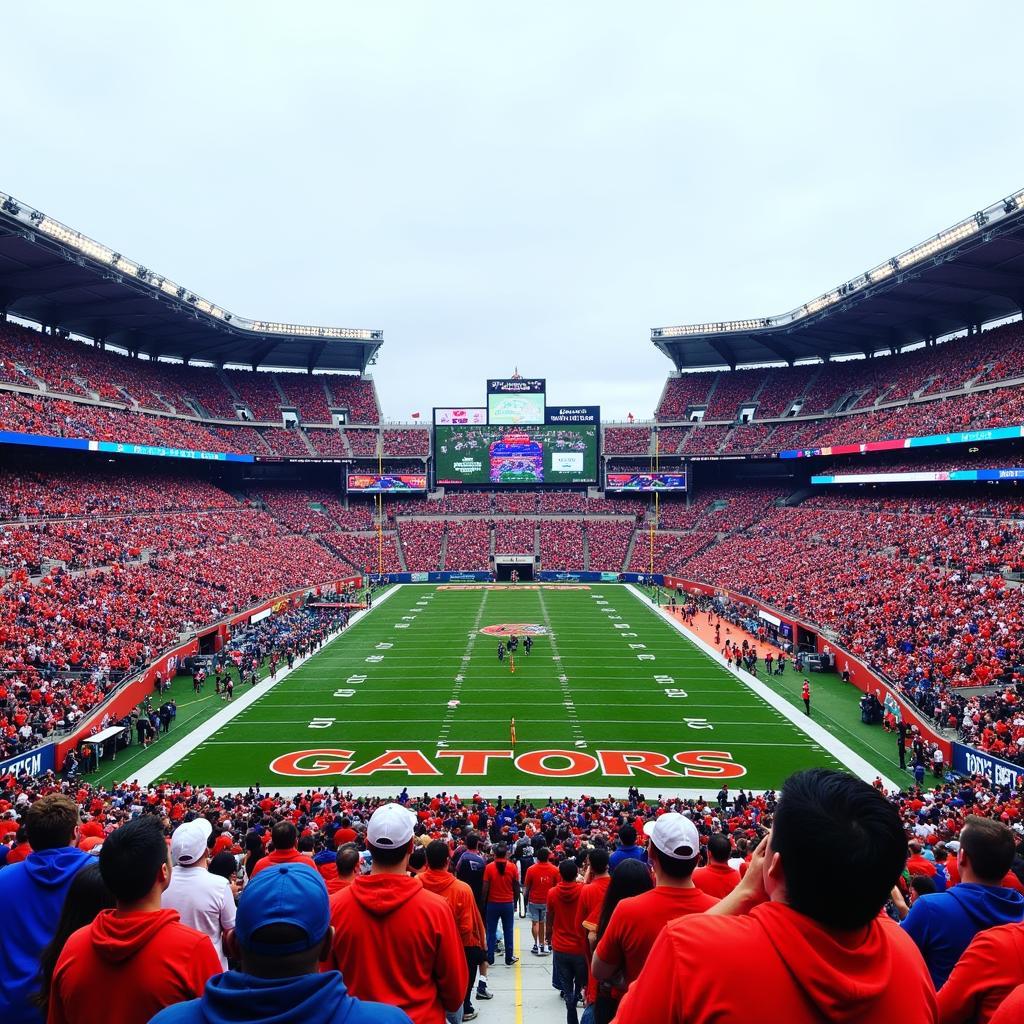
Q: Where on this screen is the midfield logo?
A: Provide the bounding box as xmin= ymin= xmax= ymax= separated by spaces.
xmin=479 ymin=623 xmax=549 ymax=637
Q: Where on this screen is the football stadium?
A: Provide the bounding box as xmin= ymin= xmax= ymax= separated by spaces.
xmin=4 ymin=6 xmax=1024 ymax=1024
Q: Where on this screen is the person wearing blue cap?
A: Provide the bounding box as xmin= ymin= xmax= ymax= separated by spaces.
xmin=150 ymin=863 xmax=411 ymax=1024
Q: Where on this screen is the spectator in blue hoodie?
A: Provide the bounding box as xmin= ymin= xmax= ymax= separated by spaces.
xmin=901 ymin=816 xmax=1024 ymax=989
xmin=150 ymin=861 xmax=410 ymax=1024
xmin=0 ymin=794 xmax=92 ymax=1024
xmin=608 ymin=826 xmax=647 ymax=871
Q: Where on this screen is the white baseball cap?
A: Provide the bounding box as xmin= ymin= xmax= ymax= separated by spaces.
xmin=643 ymin=812 xmax=699 ymax=860
xmin=367 ymin=803 xmax=416 ymax=850
xmin=171 ymin=817 xmax=213 ymax=865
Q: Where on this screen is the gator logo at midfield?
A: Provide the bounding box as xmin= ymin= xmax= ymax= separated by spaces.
xmin=480 ymin=623 xmax=549 ymax=637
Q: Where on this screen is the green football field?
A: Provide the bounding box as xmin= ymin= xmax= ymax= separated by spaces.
xmin=138 ymin=584 xmax=889 ymax=792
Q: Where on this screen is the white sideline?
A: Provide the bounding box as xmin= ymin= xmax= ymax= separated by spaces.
xmin=624 ymin=585 xmax=900 ymax=791
xmin=131 ymin=585 xmax=403 ymax=786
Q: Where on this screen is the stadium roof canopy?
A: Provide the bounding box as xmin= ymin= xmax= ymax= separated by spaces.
xmin=652 ymin=187 xmax=1024 ymax=371
xmin=0 ymin=191 xmax=382 ymax=373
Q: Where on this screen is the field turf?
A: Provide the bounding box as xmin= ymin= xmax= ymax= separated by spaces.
xmin=145 ymin=584 xmax=870 ymax=792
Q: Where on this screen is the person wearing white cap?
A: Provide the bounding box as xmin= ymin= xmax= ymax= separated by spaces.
xmin=592 ymin=811 xmax=717 ymax=993
xmin=324 ymin=803 xmax=468 ymax=1024
xmin=162 ymin=816 xmax=236 ymax=969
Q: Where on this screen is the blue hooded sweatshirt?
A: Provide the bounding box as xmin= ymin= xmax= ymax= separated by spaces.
xmin=150 ymin=970 xmax=412 ymax=1024
xmin=0 ymin=844 xmax=93 ymax=1024
xmin=901 ymin=882 xmax=1024 ymax=989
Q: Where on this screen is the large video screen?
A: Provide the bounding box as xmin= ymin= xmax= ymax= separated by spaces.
xmin=487 ymin=378 xmax=546 ymax=425
xmin=347 ymin=473 xmax=427 ymax=492
xmin=606 ymin=471 xmax=687 ymax=492
xmin=435 ymin=424 xmax=598 ymax=485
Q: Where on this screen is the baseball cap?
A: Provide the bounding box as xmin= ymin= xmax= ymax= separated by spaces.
xmin=235 ymin=863 xmax=330 ymax=955
xmin=170 ymin=818 xmax=213 ymax=865
xmin=643 ymin=812 xmax=699 ymax=860
xmin=367 ymin=803 xmax=416 ymax=849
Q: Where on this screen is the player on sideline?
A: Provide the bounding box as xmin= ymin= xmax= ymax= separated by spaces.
xmin=510 ymin=717 xmax=517 ymax=746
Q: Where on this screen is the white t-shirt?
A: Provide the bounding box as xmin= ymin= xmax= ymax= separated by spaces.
xmin=162 ymin=865 xmax=236 ymax=968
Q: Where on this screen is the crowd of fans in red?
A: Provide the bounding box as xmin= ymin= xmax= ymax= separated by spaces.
xmin=5 ymin=764 xmax=1024 ymax=1022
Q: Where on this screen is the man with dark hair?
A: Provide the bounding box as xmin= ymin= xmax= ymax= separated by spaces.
xmin=575 ymin=847 xmax=610 ymax=953
xmin=327 ymin=843 xmax=361 ymax=896
xmin=48 ymin=815 xmax=221 ymax=1024
xmin=420 ymin=840 xmax=486 ymax=1022
xmin=902 ymin=816 xmax=1024 ymax=989
xmin=324 ymin=804 xmax=467 ymax=1024
xmin=693 ymin=833 xmax=741 ymax=899
xmin=593 ymin=813 xmax=716 ymax=991
xmin=607 ymin=825 xmax=645 ymax=871
xmin=0 ymin=796 xmax=91 ymax=1024
xmin=614 ymin=769 xmax=937 ymax=1023
xmin=547 ymin=859 xmax=587 ymax=1024
xmin=524 ymin=847 xmax=559 ymax=955
xmin=453 ymin=832 xmax=491 ymax=1005
xmin=249 ymin=820 xmax=309 ymax=877
xmin=151 ymin=861 xmax=409 ymax=1024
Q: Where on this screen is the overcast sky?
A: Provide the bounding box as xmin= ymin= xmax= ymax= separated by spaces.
xmin=5 ymin=2 xmax=1024 ymax=421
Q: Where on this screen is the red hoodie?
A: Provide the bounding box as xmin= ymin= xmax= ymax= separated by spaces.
xmin=323 ymin=873 xmax=468 ymax=1024
xmin=547 ymin=879 xmax=587 ymax=956
xmin=47 ymin=908 xmax=220 ymax=1024
xmin=614 ymin=901 xmax=937 ymax=1024
xmin=937 ymin=920 xmax=1024 ymax=1024
xmin=248 ymin=848 xmax=314 ymax=878
xmin=692 ymin=861 xmax=742 ymax=899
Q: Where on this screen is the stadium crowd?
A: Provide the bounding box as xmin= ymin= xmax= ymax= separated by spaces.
xmin=2 ymin=766 xmax=1024 ymax=1022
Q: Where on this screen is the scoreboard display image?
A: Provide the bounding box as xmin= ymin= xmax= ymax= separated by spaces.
xmin=435 ymin=423 xmax=598 ymax=485
xmin=605 ymin=471 xmax=688 ymax=492
xmin=487 ymin=378 xmax=546 ymax=425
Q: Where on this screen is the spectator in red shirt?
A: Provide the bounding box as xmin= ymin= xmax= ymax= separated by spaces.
xmin=575 ymin=847 xmax=611 ymax=954
xmin=547 ymin=859 xmax=588 ymax=1024
xmin=524 ymin=847 xmax=559 ymax=955
xmin=907 ymin=840 xmax=938 ymax=878
xmin=47 ymin=815 xmax=221 ymax=1024
xmin=323 ymin=803 xmax=467 ymax=1024
xmin=592 ymin=811 xmax=716 ymax=991
xmin=248 ymin=821 xmax=312 ymax=878
xmin=693 ymin=833 xmax=742 ymax=899
xmin=937 ymin=919 xmax=1024 ymax=1023
xmin=482 ymin=844 xmax=521 ymax=967
xmin=615 ymin=769 xmax=937 ymax=1024
xmin=325 ymin=844 xmax=360 ymax=896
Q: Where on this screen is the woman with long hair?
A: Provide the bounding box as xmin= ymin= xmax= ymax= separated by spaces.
xmin=33 ymin=862 xmax=116 ymax=1016
xmin=242 ymin=831 xmax=264 ymax=882
xmin=482 ymin=842 xmax=521 ymax=966
xmin=590 ymin=859 xmax=654 ymax=1024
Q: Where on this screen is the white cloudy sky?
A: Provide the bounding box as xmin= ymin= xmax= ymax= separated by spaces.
xmin=4 ymin=2 xmax=1024 ymax=421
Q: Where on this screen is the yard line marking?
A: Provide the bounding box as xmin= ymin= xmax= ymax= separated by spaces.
xmin=624 ymin=585 xmax=898 ymax=790
xmin=536 ymin=587 xmax=585 ymax=748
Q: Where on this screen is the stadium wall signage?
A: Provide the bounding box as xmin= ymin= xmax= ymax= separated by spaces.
xmin=269 ymin=748 xmax=747 ymax=779
xmin=0 ymin=742 xmax=55 ymax=777
xmin=780 ymin=423 xmax=1024 ymax=460
xmin=951 ymin=742 xmax=1023 ymax=788
xmin=812 ymin=467 xmax=1024 ymax=485
xmin=0 ymin=428 xmax=255 ymax=462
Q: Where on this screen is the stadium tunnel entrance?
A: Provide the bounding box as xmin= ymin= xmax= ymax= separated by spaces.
xmin=495 ymin=557 xmax=535 ymax=582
